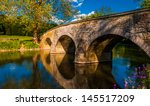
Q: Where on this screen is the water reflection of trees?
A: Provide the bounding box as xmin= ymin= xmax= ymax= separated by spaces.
xmin=0 ymin=51 xmax=36 ymax=65
xmin=2 ymin=53 xmax=38 ymax=88
xmin=0 ymin=51 xmax=61 ymax=89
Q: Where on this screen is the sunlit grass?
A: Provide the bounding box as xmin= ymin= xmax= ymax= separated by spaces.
xmin=0 ymin=35 xmax=39 ymax=50
xmin=0 ymin=35 xmax=33 ymax=41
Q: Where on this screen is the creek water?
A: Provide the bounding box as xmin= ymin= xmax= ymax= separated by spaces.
xmin=0 ymin=42 xmax=150 ymax=89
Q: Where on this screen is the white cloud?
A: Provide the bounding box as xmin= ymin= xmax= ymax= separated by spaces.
xmin=51 ymin=16 xmax=64 ymax=24
xmin=69 ymin=0 xmax=78 ymax=2
xmin=77 ymin=11 xmax=81 ymax=14
xmin=88 ymin=11 xmax=95 ymax=16
xmin=69 ymin=0 xmax=84 ymax=3
xmin=74 ymin=2 xmax=83 ymax=7
xmin=74 ymin=13 xmax=86 ymax=18
xmin=72 ymin=11 xmax=95 ymax=22
xmin=69 ymin=0 xmax=84 ymax=7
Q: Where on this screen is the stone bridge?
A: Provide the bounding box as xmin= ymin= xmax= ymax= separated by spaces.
xmin=40 ymin=8 xmax=150 ymax=63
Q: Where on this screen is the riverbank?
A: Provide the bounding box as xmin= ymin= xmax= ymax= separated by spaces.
xmin=0 ymin=35 xmax=39 ymax=52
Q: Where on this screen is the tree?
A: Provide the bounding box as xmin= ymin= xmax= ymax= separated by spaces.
xmin=0 ymin=0 xmax=19 ymax=35
xmin=134 ymin=0 xmax=150 ymax=8
xmin=0 ymin=0 xmax=77 ymax=43
xmin=141 ymin=0 xmax=150 ymax=8
xmin=0 ymin=15 xmax=6 ymax=35
xmin=85 ymin=11 xmax=102 ymax=19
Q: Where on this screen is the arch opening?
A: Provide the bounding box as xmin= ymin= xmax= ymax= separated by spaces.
xmin=55 ymin=35 xmax=76 ymax=80
xmin=55 ymin=35 xmax=76 ymax=54
xmin=87 ymin=34 xmax=150 ymax=63
xmin=43 ymin=37 xmax=52 ymax=50
xmin=46 ymin=38 xmax=52 ymax=46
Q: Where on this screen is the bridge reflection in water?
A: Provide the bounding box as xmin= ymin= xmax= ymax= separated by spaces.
xmin=0 ymin=43 xmax=150 ymax=89
xmin=40 ymin=50 xmax=116 ymax=89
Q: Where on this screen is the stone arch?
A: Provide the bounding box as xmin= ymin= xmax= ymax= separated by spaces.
xmin=46 ymin=37 xmax=52 ymax=46
xmin=55 ymin=35 xmax=76 ymax=54
xmin=128 ymin=34 xmax=150 ymax=57
xmin=40 ymin=36 xmax=52 ymax=50
xmin=54 ymin=35 xmax=76 ymax=79
xmin=86 ymin=34 xmax=150 ymax=63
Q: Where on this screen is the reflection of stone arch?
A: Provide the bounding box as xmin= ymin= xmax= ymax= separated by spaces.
xmin=45 ymin=53 xmax=51 ymax=64
xmin=57 ymin=54 xmax=75 ymax=80
xmin=40 ymin=49 xmax=122 ymax=88
xmin=40 ymin=51 xmax=77 ymax=88
xmin=55 ymin=35 xmax=76 ymax=54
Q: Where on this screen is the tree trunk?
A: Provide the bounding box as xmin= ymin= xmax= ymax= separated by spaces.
xmin=2 ymin=24 xmax=6 ymax=35
xmin=9 ymin=25 xmax=12 ymax=35
xmin=33 ymin=24 xmax=39 ymax=43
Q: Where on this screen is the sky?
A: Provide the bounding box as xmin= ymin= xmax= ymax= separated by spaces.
xmin=69 ymin=0 xmax=140 ymax=21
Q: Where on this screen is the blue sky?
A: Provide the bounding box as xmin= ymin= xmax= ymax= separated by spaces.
xmin=70 ymin=0 xmax=140 ymax=16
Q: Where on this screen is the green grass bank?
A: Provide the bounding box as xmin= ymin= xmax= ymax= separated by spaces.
xmin=0 ymin=35 xmax=39 ymax=51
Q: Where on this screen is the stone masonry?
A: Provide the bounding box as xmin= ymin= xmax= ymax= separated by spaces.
xmin=40 ymin=8 xmax=150 ymax=63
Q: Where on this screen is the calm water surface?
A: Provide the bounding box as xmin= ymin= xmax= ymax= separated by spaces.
xmin=0 ymin=43 xmax=150 ymax=89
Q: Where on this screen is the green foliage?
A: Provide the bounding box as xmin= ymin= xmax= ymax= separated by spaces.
xmin=0 ymin=0 xmax=77 ymax=40
xmin=141 ymin=0 xmax=150 ymax=8
xmin=0 ymin=0 xmax=18 ymax=35
xmin=39 ymin=23 xmax=58 ymax=36
xmin=60 ymin=0 xmax=78 ymax=20
xmin=86 ymin=12 xmax=102 ymax=19
xmin=134 ymin=0 xmax=150 ymax=8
